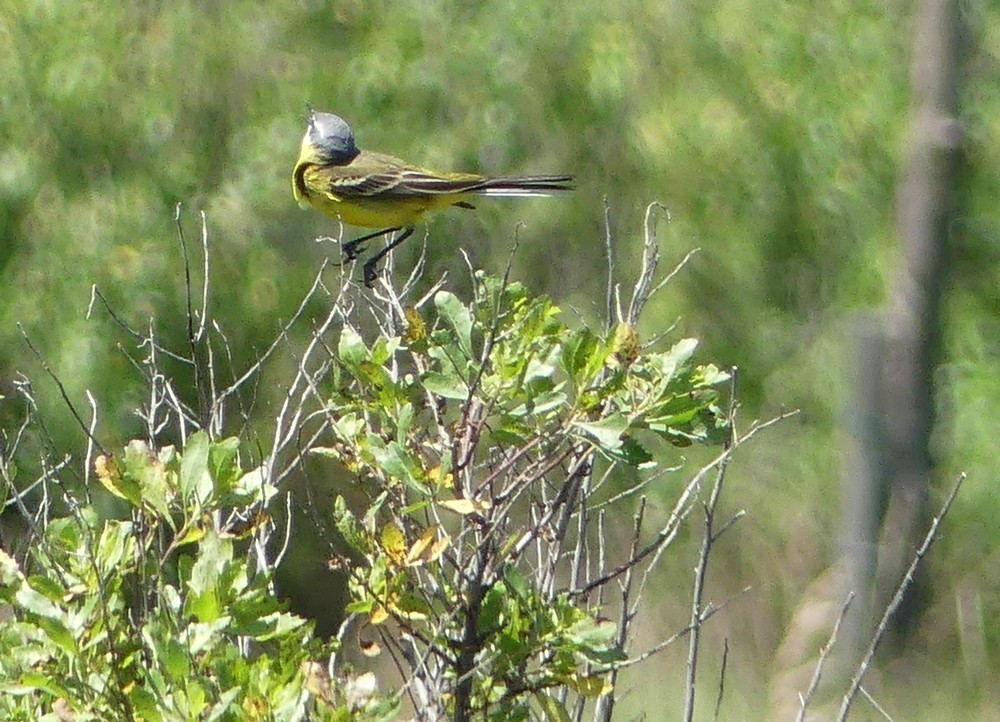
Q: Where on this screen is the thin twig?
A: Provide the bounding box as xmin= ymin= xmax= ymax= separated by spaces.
xmin=573 ymin=409 xmax=797 ymax=600
xmin=712 ymin=638 xmax=729 ymax=722
xmin=18 ymin=324 xmax=106 ymax=456
xmin=859 ymin=686 xmax=898 ymax=722
xmin=618 ymin=586 xmax=752 ymax=670
xmin=836 ymin=472 xmax=967 ymax=722
xmin=88 ymin=285 xmax=192 ymax=365
xmin=683 ymin=370 xmax=739 ymax=722
xmin=602 ymin=197 xmax=614 ymax=334
xmin=796 ymin=591 xmax=855 ymax=722
xmin=217 ymin=259 xmax=333 ymax=404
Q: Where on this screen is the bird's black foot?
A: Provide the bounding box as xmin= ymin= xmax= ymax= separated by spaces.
xmin=363 ymin=259 xmax=380 ymax=288
xmin=340 ymin=239 xmax=366 ymax=262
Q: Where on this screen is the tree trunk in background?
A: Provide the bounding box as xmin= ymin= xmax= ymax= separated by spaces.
xmin=843 ymin=0 xmax=964 ymax=660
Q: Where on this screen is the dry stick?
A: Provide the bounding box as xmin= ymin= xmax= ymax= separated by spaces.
xmin=795 ymin=591 xmax=855 ymax=722
xmin=18 ymin=325 xmax=107 ymax=457
xmin=859 ymin=686 xmax=898 ymax=722
xmin=217 ymin=259 xmax=333 ymax=405
xmin=575 ymin=409 xmax=796 ymax=600
xmin=592 ymin=508 xmax=614 ymax=722
xmin=603 ymin=197 xmax=615 ymax=334
xmin=712 ymin=638 xmax=730 ymax=722
xmin=620 ymin=586 xmax=752 ymax=670
xmin=625 ymin=202 xmax=666 ymax=324
xmin=595 ymin=497 xmax=648 ymax=722
xmin=682 ymin=444 xmax=736 ymax=721
xmin=175 ymin=205 xmax=213 ymax=431
xmin=683 ymin=370 xmax=740 ymax=722
xmin=88 ymin=286 xmax=192 ymax=365
xmin=82 ymin=390 xmax=98 ymax=501
xmin=835 ymin=472 xmax=967 ymax=722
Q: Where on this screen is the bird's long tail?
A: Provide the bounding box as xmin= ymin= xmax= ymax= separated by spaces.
xmin=468 ymin=175 xmax=575 ymax=197
xmin=393 ymin=172 xmax=574 ymax=197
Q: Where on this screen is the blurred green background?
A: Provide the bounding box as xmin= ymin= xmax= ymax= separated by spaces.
xmin=2 ymin=0 xmax=999 ymax=718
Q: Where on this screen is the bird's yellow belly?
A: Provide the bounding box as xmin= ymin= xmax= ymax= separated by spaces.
xmin=305 ymin=192 xmax=460 ymax=230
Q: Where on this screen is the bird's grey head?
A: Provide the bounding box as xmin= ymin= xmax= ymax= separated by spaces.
xmin=306 ymin=110 xmax=360 ymax=164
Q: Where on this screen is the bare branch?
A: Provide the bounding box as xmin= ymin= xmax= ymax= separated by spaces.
xmin=796 ymin=591 xmax=855 ymax=722
xmin=859 ymin=686 xmax=899 ymax=722
xmin=836 ymin=472 xmax=967 ymax=722
xmin=712 ymin=638 xmax=730 ymax=722
xmin=18 ymin=324 xmax=106 ymax=457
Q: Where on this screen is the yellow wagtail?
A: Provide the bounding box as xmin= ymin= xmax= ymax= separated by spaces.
xmin=292 ymin=110 xmax=573 ymax=286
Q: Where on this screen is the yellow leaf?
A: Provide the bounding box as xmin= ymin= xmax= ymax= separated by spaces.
xmin=568 ymin=673 xmax=611 ymax=698
xmin=380 ymin=522 xmax=406 ymax=565
xmin=403 ymin=306 xmax=427 ymax=345
xmin=426 ymin=534 xmax=451 ymax=563
xmin=389 ymin=602 xmax=428 ymax=621
xmin=176 ymin=524 xmax=206 ymax=546
xmin=370 ymin=605 xmax=389 ymax=625
xmin=404 ymin=526 xmax=439 ymax=566
xmin=301 ymin=661 xmax=336 ymax=708
xmin=438 ymin=498 xmax=491 ymax=516
xmin=427 ymin=465 xmax=454 ymax=490
xmin=94 ymin=454 xmax=126 ymax=499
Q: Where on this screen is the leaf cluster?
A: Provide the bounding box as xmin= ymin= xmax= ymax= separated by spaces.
xmin=312 ymin=271 xmax=729 ymax=719
xmin=0 ymin=432 xmax=396 ymax=722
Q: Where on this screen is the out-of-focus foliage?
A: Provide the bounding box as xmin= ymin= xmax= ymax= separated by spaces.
xmin=2 ymin=0 xmax=1000 ymax=716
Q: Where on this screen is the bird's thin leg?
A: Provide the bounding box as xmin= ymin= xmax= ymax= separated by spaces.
xmin=341 ymin=227 xmax=399 ymax=262
xmin=363 ymin=227 xmax=415 ymax=287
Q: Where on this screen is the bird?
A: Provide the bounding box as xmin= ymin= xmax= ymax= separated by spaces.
xmin=292 ymin=109 xmax=573 ymax=286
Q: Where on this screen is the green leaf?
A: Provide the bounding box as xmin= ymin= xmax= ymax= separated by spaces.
xmin=422 ymin=371 xmax=468 ymax=400
xmin=368 ymin=439 xmax=425 ymax=491
xmin=656 ymin=337 xmax=698 ymax=382
xmin=239 ymin=611 xmax=308 ymax=641
xmin=185 ymin=532 xmax=232 ymax=622
xmin=37 ymin=614 xmax=77 ymax=654
xmin=332 ymin=412 xmax=364 ymax=441
xmin=508 ymin=388 xmax=567 ymax=417
xmin=395 ymin=402 xmax=414 ymax=442
xmin=694 ymin=362 xmax=731 ymax=387
xmin=160 ymin=633 xmax=191 ymax=680
xmin=534 ymin=692 xmax=572 ymax=722
xmin=561 ymin=327 xmax=598 ymax=382
xmin=226 ymin=466 xmax=276 ymax=506
xmin=564 ymin=616 xmax=617 ymax=648
xmin=334 ymin=495 xmax=369 ymax=552
xmin=571 ymin=413 xmax=629 ymax=450
xmin=180 ymin=431 xmax=213 ymax=506
xmin=11 ymin=671 xmax=69 ymax=698
xmin=120 ymin=439 xmax=176 ymax=519
xmin=204 ymin=688 xmax=242 ymax=722
xmin=128 ymin=680 xmax=164 ymax=721
xmin=95 ymin=520 xmax=132 ymax=580
xmin=209 ymin=436 xmax=241 ymax=494
xmin=15 ymin=579 xmax=62 ymax=617
xmin=503 ymin=565 xmax=531 ymax=601
xmin=338 ymin=324 xmax=368 ymax=367
xmin=613 ymin=437 xmax=655 ymax=467
xmin=370 ymin=335 xmax=400 ymax=365
xmin=435 ymin=291 xmax=474 ymax=359
xmin=185 ymin=618 xmax=231 ymax=655
xmin=204 ymin=689 xmax=242 ymax=722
